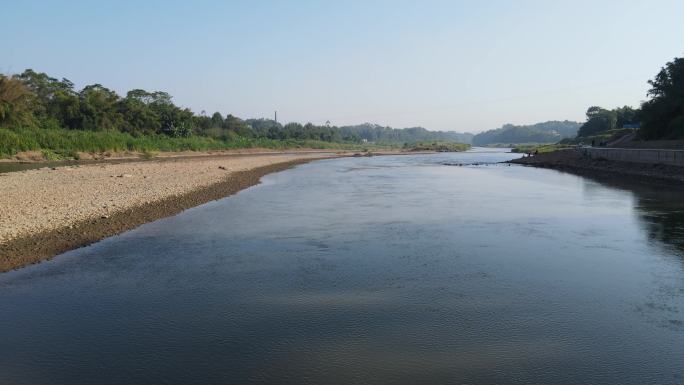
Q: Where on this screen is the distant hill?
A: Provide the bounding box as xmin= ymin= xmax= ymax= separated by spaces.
xmin=338 ymin=123 xmax=474 ymax=144
xmin=472 ymin=121 xmax=581 ymax=146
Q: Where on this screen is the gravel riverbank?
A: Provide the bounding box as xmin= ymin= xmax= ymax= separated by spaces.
xmin=0 ymin=153 xmax=334 ymax=272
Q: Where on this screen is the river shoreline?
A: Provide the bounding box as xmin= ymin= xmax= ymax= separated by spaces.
xmin=2 ymin=147 xmax=465 ymax=272
xmin=0 ymin=155 xmax=333 ymax=272
xmin=509 ymin=149 xmax=684 ymax=186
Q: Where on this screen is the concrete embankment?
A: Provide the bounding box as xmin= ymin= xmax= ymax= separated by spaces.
xmin=0 ymin=153 xmax=334 ymax=272
xmin=582 ymin=147 xmax=684 ymax=167
xmin=510 ymin=148 xmax=684 ymax=185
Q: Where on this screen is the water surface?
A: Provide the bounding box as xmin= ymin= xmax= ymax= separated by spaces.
xmin=2 ymin=149 xmax=684 ymax=384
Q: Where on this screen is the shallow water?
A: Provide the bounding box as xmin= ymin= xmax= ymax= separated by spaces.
xmin=2 ymin=149 xmax=684 ymax=385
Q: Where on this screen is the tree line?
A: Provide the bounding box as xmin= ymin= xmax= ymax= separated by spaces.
xmin=472 ymin=121 xmax=581 ymax=146
xmin=576 ymin=106 xmax=639 ymax=137
xmin=0 ymin=69 xmax=469 ymax=146
xmin=578 ymin=56 xmax=683 ymax=140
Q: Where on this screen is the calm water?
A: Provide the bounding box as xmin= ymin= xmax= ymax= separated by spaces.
xmin=2 ymin=149 xmax=684 ymax=385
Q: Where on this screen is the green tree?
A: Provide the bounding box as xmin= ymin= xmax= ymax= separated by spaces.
xmin=246 ymin=118 xmax=283 ymax=139
xmin=156 ymin=104 xmax=194 ymax=137
xmin=16 ymin=69 xmax=78 ymax=128
xmin=78 ymin=84 xmax=124 ymax=130
xmin=223 ymin=114 xmax=252 ymax=137
xmin=0 ymin=75 xmax=36 ymax=127
xmin=119 ymin=90 xmax=162 ymax=135
xmin=123 ymin=89 xmax=194 ymax=137
xmin=639 ymin=57 xmax=684 ymax=139
xmin=51 ymin=90 xmax=81 ymax=129
xmin=578 ymin=106 xmax=617 ymax=137
xmin=614 ymin=106 xmax=638 ymax=128
xmin=210 ymin=112 xmax=224 ymax=128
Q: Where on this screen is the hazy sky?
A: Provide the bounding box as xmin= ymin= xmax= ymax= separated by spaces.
xmin=3 ymin=0 xmax=683 ymax=133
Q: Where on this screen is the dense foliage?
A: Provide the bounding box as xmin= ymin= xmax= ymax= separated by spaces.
xmin=337 ymin=124 xmax=473 ymax=144
xmin=0 ymin=126 xmax=389 ymax=158
xmin=402 ymin=141 xmax=470 ymax=152
xmin=511 ymin=143 xmax=573 ymax=154
xmin=472 ymin=121 xmax=580 ymax=146
xmin=0 ymin=69 xmax=470 ymax=157
xmin=1 ymin=69 xmax=200 ymax=138
xmin=639 ymin=57 xmax=684 ymax=139
xmin=574 ymin=56 xmax=683 ymax=141
xmin=577 ymin=106 xmax=638 ymax=137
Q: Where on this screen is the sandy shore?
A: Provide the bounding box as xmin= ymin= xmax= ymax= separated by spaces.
xmin=0 ymin=152 xmax=335 ymax=272
xmin=510 ymin=149 xmax=684 ymax=185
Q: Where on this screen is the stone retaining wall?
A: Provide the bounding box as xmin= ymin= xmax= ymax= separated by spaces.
xmin=583 ymin=148 xmax=684 ymax=167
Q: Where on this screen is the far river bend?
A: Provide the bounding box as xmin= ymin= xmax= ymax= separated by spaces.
xmin=1 ymin=148 xmax=683 ymax=385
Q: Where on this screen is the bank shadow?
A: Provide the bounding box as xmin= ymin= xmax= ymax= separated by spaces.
xmin=578 ymin=172 xmax=684 ymax=258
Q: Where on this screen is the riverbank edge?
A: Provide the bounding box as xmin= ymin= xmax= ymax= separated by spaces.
xmin=0 ymin=158 xmax=316 ymax=273
xmin=509 ymin=149 xmax=684 ymax=186
xmin=0 ymin=146 xmax=462 ymax=164
xmin=0 ymin=148 xmax=345 ymax=163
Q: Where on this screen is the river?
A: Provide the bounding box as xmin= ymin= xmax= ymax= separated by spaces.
xmin=1 ymin=149 xmax=683 ymax=384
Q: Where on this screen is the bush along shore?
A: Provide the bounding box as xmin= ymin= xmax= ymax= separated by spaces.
xmin=403 ymin=141 xmax=470 ymax=152
xmin=0 ymin=126 xmax=385 ymax=160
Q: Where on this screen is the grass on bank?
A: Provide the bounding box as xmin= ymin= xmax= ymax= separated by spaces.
xmin=0 ymin=127 xmax=402 ymax=159
xmin=403 ymin=141 xmax=470 ymax=152
xmin=511 ymin=144 xmax=574 ymax=154
xmin=504 ymin=128 xmax=638 ymax=154
xmin=558 ymin=128 xmax=636 ymax=146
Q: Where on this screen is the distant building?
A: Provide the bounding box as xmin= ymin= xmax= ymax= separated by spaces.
xmin=361 ymin=139 xmax=368 ymax=143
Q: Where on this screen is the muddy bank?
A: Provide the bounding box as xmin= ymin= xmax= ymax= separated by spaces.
xmin=510 ymin=149 xmax=684 ymax=185
xmin=0 ymin=159 xmax=317 ymax=272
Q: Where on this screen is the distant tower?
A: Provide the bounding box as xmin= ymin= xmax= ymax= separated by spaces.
xmin=274 ymin=110 xmax=278 ymax=123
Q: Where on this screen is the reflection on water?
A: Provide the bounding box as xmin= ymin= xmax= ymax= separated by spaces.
xmin=577 ymin=173 xmax=684 ymax=256
xmin=577 ymin=175 xmax=684 ymax=334
xmin=1 ymin=149 xmax=684 ymax=385
xmin=634 ymin=188 xmax=684 ymax=256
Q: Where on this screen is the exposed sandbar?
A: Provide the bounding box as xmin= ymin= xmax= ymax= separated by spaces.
xmin=0 ymin=153 xmax=333 ymax=272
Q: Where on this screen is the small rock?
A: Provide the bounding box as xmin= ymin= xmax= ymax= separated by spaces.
xmin=218 ymin=166 xmax=227 ymax=170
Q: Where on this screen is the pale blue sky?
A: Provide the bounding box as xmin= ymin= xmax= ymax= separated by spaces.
xmin=3 ymin=0 xmax=683 ymax=132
